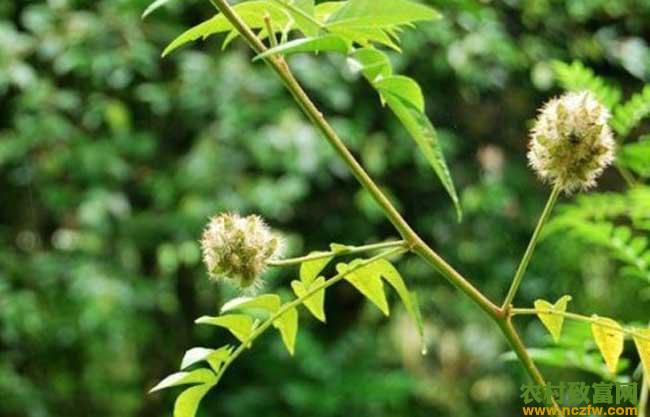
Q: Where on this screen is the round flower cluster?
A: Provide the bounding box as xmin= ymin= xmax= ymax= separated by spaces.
xmin=528 ymin=91 xmax=615 ymax=193
xmin=201 ymin=213 xmax=282 ymax=290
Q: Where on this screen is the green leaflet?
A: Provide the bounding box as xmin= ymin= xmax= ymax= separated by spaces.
xmin=273 ymin=306 xmax=299 ymax=355
xmin=272 ymin=0 xmax=320 ymax=37
xmin=348 ymin=48 xmax=392 ymax=82
xmin=591 ymin=316 xmax=625 ymax=375
xmin=254 ymin=35 xmax=351 ymax=61
xmin=337 ymin=260 xmax=389 ymax=315
xmin=180 ymin=346 xmax=232 ymax=372
xmin=325 ymin=0 xmax=441 ymax=30
xmin=173 ymin=383 xmax=213 ymax=417
xmin=291 ymin=277 xmax=327 ymax=322
xmin=374 ymin=75 xmax=425 ymax=112
xmin=300 ymin=252 xmax=333 ymax=286
xmin=381 ymin=90 xmax=462 ymax=220
xmin=221 ymin=294 xmax=282 ymax=315
xmin=534 ymin=295 xmax=572 ymax=343
xmin=149 ymin=368 xmax=216 ymax=393
xmin=195 ymin=314 xmax=255 ymax=342
xmin=162 ymin=1 xmax=292 ymax=57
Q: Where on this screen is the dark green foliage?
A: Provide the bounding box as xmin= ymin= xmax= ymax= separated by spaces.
xmin=2 ymin=1 xmax=650 ymax=417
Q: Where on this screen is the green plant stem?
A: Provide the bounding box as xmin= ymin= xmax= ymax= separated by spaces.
xmin=512 ymin=308 xmax=650 ymax=342
xmin=498 ymin=318 xmax=564 ymax=416
xmin=207 ymin=0 xmax=553 ymax=401
xmin=268 ymin=240 xmax=406 ymax=267
xmin=502 ymin=184 xmax=562 ymax=310
xmin=208 ymin=0 xmax=499 ymax=320
xmin=215 ymin=247 xmax=407 ymax=383
xmin=263 ymin=14 xmax=278 ymax=48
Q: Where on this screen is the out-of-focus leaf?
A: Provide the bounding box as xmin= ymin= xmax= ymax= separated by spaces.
xmin=142 ymin=0 xmax=174 ymax=19
xmin=618 ymin=139 xmax=650 ymax=177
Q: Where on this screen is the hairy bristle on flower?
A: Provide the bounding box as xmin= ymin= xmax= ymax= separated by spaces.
xmin=200 ymin=213 xmax=282 ymax=291
xmin=527 ymin=91 xmax=616 ymax=193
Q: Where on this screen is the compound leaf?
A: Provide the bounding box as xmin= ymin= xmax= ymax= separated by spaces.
xmin=325 ymin=0 xmax=440 ymax=30
xmin=254 ymin=35 xmax=350 ymax=61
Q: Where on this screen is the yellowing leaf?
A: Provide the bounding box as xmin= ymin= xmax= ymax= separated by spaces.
xmin=221 ymin=294 xmax=281 ymax=315
xmin=534 ymin=295 xmax=572 ymax=343
xmin=195 ymin=314 xmax=254 ymax=342
xmin=173 ymin=383 xmax=212 ymax=417
xmin=591 ymin=316 xmax=625 ymax=374
xmin=633 ymin=329 xmax=650 ymax=378
xmin=291 ymin=277 xmax=326 ymax=322
xmin=273 ymin=307 xmax=299 ymax=355
xmin=300 ymin=253 xmax=333 ymax=286
xmin=337 ymin=261 xmax=389 ymax=315
xmin=149 ymin=369 xmax=216 ymax=393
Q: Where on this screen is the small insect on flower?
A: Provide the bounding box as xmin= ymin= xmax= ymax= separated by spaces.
xmin=201 ymin=213 xmax=283 ymax=290
xmin=528 ymin=91 xmax=616 ymax=193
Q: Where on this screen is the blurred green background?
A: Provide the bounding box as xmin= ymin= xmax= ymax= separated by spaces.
xmin=1 ymin=1 xmax=650 ymax=416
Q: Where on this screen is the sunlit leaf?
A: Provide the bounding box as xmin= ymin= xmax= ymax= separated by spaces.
xmin=591 ymin=316 xmax=625 ymax=375
xmin=325 ymin=0 xmax=441 ymax=30
xmin=273 ymin=307 xmax=299 ymax=355
xmin=300 ymin=253 xmax=333 ymax=286
xmin=633 ymin=329 xmax=650 ymax=379
xmin=195 ymin=314 xmax=254 ymax=342
xmin=272 ymin=0 xmax=320 ymax=36
xmin=374 ymin=75 xmax=424 ymax=112
xmin=371 ymin=259 xmax=424 ymax=340
xmin=534 ymin=295 xmax=572 ymax=343
xmin=291 ymin=277 xmax=326 ymax=322
xmin=173 ymin=383 xmax=212 ymax=417
xmin=254 ymin=35 xmax=351 ymax=61
xmin=221 ymin=294 xmax=281 ymax=315
xmin=337 ymin=261 xmax=389 ymax=315
xmin=382 ymin=91 xmax=462 ymax=220
xmin=180 ymin=346 xmax=232 ymax=372
xmin=162 ymin=2 xmax=291 ymax=57
xmin=149 ymin=369 xmax=216 ymax=393
xmin=348 ymin=48 xmax=392 ymax=83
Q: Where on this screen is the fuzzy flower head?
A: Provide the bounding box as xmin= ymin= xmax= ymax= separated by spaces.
xmin=528 ymin=91 xmax=615 ymax=193
xmin=201 ymin=213 xmax=282 ymax=290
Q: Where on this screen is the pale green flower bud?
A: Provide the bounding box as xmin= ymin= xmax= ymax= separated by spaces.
xmin=528 ymin=91 xmax=615 ymax=193
xmin=201 ymin=213 xmax=282 ymax=289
